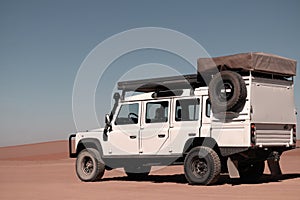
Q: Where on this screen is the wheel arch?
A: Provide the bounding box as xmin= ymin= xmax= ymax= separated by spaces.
xmin=183 ymin=137 xmax=220 ymax=156
xmin=76 ymin=138 xmax=103 ymax=157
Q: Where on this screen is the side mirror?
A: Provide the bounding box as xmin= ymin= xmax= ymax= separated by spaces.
xmin=105 ymin=114 xmax=111 ymax=124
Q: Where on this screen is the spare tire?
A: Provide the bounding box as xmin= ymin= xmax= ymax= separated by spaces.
xmin=209 ymin=71 xmax=247 ymax=113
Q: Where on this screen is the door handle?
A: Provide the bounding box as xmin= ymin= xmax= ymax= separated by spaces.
xmin=158 ymin=134 xmax=165 ymax=138
xmin=130 ymin=135 xmax=137 ymax=139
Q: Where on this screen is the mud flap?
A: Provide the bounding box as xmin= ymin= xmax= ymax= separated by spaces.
xmin=267 ymin=151 xmax=282 ymax=176
xmin=227 ymin=157 xmax=240 ymax=178
xmin=267 ymin=160 xmax=282 ymax=176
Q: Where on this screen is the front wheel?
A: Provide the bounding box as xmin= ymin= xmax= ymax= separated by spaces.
xmin=76 ymin=148 xmax=105 ymax=182
xmin=184 ymin=146 xmax=221 ymax=185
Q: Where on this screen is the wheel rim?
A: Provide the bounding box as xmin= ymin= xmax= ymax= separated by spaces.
xmin=82 ymin=156 xmax=94 ymax=175
xmin=191 ymin=158 xmax=208 ymax=178
xmin=216 ymin=80 xmax=234 ymax=102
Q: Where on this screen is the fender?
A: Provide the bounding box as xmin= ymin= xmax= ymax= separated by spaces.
xmin=76 ymin=138 xmax=103 ymax=157
xmin=183 ymin=137 xmax=219 ymax=155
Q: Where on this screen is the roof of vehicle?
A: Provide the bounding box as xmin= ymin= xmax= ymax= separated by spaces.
xmin=197 ymin=52 xmax=297 ymax=76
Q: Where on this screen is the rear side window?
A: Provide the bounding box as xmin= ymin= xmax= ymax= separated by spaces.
xmin=115 ymin=103 xmax=139 ymax=125
xmin=146 ymin=101 xmax=169 ymax=123
xmin=175 ymin=98 xmax=200 ymax=121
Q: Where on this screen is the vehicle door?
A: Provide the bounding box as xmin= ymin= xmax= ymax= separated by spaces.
xmin=169 ymin=97 xmax=201 ymax=154
xmin=108 ymin=102 xmax=140 ymax=155
xmin=140 ymin=100 xmax=170 ymax=155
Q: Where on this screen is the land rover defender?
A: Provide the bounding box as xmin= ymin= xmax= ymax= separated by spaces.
xmin=69 ymin=52 xmax=297 ymax=185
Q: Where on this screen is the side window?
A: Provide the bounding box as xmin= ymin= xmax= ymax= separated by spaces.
xmin=175 ymin=98 xmax=200 ymax=121
xmin=146 ymin=101 xmax=169 ymax=123
xmin=115 ymin=103 xmax=139 ymax=125
xmin=206 ymin=99 xmax=211 ymax=117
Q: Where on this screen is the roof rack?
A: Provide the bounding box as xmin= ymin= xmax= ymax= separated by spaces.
xmin=117 ymin=74 xmax=205 ymax=93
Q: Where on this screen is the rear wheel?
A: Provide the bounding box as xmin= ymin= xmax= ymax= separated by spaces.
xmin=76 ymin=148 xmax=105 ymax=182
xmin=184 ymin=146 xmax=221 ymax=185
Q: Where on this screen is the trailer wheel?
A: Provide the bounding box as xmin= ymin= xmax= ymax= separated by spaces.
xmin=76 ymin=148 xmax=105 ymax=182
xmin=238 ymin=161 xmax=265 ymax=182
xmin=184 ymin=146 xmax=221 ymax=185
xmin=209 ymin=71 xmax=247 ymax=113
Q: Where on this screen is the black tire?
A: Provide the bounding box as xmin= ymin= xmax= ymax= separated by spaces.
xmin=238 ymin=161 xmax=265 ymax=182
xmin=76 ymin=148 xmax=105 ymax=182
xmin=184 ymin=146 xmax=221 ymax=185
xmin=209 ymin=71 xmax=247 ymax=113
xmin=124 ymin=165 xmax=151 ymax=179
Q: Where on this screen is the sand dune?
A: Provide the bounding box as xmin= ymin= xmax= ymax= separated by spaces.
xmin=0 ymin=140 xmax=68 ymax=161
xmin=0 ymin=140 xmax=299 ymax=200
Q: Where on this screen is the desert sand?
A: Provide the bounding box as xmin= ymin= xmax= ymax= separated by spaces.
xmin=0 ymin=141 xmax=299 ymax=200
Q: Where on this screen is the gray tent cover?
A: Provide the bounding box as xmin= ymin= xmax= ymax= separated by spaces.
xmin=197 ymin=52 xmax=297 ymax=76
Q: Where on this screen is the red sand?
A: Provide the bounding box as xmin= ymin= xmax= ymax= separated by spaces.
xmin=0 ymin=140 xmax=68 ymax=160
xmin=0 ymin=140 xmax=299 ymax=200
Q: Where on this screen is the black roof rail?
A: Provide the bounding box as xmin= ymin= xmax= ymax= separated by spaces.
xmin=118 ymin=74 xmax=207 ymax=93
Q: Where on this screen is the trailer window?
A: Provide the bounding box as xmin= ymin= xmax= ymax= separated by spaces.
xmin=115 ymin=103 xmax=139 ymax=125
xmin=175 ymin=98 xmax=199 ymax=121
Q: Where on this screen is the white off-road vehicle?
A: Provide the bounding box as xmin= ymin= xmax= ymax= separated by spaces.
xmin=69 ymin=53 xmax=297 ymax=185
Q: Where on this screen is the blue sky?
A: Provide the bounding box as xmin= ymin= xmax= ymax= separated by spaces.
xmin=0 ymin=0 xmax=299 ymax=146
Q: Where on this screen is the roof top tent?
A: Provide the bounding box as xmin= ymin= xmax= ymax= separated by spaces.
xmin=117 ymin=52 xmax=297 ymax=98
xmin=197 ymin=52 xmax=297 ymax=78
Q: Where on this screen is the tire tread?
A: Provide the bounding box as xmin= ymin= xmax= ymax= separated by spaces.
xmin=184 ymin=146 xmax=221 ymax=185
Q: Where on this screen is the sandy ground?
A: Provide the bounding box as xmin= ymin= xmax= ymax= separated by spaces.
xmin=0 ymin=141 xmax=300 ymax=200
